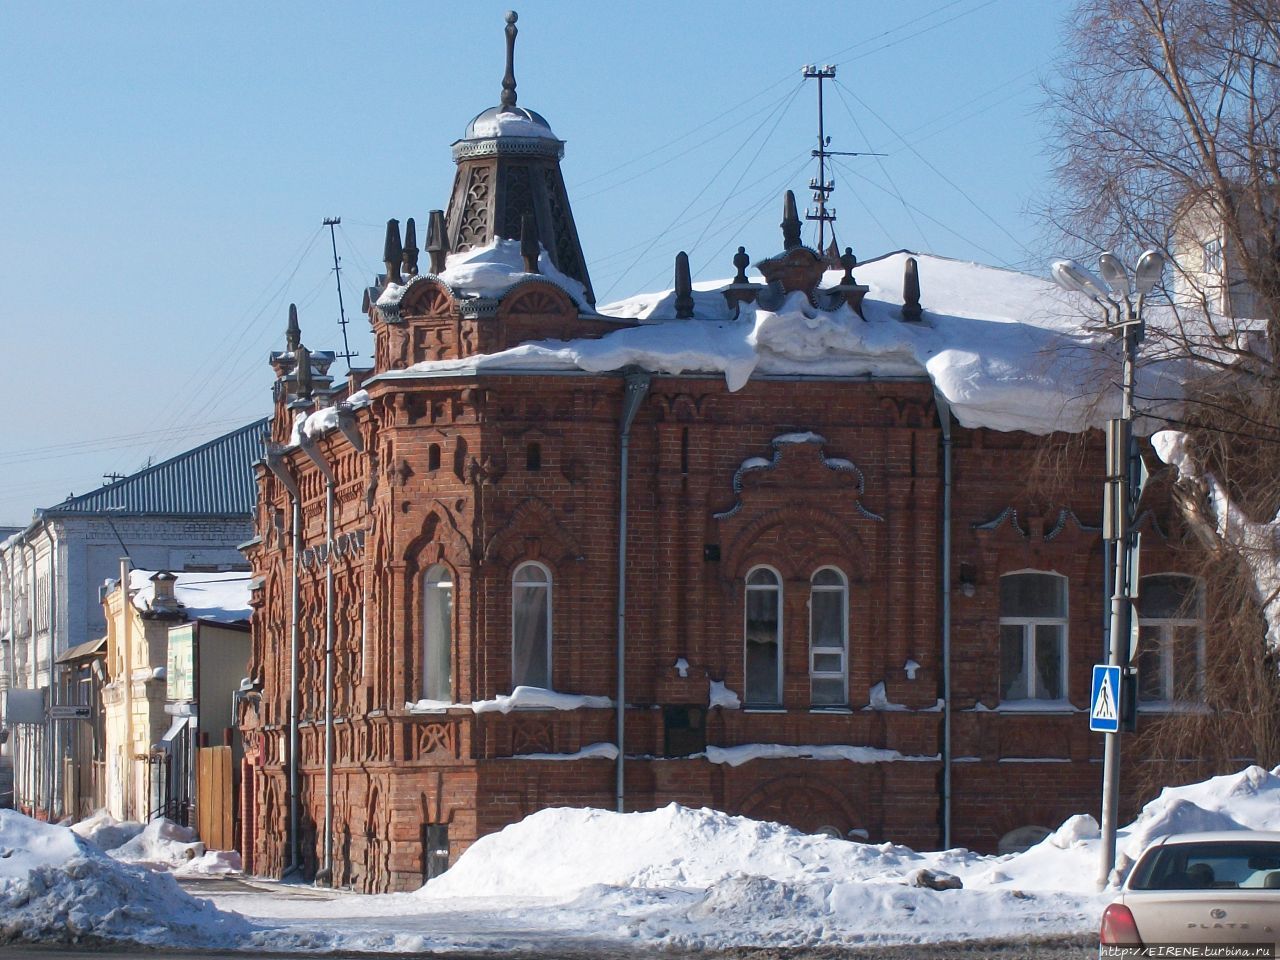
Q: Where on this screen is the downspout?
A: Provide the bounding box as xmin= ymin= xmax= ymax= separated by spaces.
xmin=299 ymin=429 xmax=336 ymax=886
xmin=46 ymin=528 xmax=59 ymax=819
xmin=934 ymin=391 xmax=953 ymax=849
xmin=301 ymin=406 xmax=364 ymax=888
xmin=266 ymin=447 xmax=302 ymax=877
xmin=615 ymin=369 xmax=651 ymax=814
xmin=119 ymin=557 xmax=134 ymax=822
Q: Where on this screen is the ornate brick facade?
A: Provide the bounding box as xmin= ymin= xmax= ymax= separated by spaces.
xmin=238 ymin=19 xmax=1197 ymax=893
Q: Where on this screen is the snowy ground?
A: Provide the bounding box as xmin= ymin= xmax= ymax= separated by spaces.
xmin=2 ymin=765 xmax=1279 ymax=953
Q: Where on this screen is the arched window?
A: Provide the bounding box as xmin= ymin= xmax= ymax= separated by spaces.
xmin=810 ymin=567 xmax=848 ymax=706
xmin=744 ymin=566 xmax=783 ymax=706
xmin=422 ymin=565 xmax=452 ymax=702
xmin=999 ymin=571 xmax=1068 ymax=701
xmin=512 ymin=562 xmax=552 ymax=689
xmin=1136 ymin=574 xmax=1204 ymax=705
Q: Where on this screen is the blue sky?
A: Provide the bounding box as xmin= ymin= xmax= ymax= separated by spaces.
xmin=0 ymin=1 xmax=1065 ymax=525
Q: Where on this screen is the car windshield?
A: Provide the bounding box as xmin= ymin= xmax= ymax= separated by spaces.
xmin=1129 ymin=841 xmax=1280 ymax=890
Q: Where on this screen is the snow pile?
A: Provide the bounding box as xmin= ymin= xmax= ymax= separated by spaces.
xmin=69 ymin=809 xmax=143 ymax=852
xmin=175 ymin=849 xmax=243 ymax=877
xmin=0 ymin=810 xmax=249 ymax=947
xmin=378 ymin=251 xmax=1189 ymax=436
xmin=126 ymin=569 xmax=251 ymax=623
xmin=708 ymin=679 xmax=740 ymax=709
xmin=406 ymin=684 xmax=611 ymax=714
xmin=110 ymin=818 xmax=205 ymax=870
xmin=377 ymin=239 xmax=591 ymax=309
xmin=704 ymin=744 xmax=935 ymax=766
xmin=289 ymin=388 xmax=371 ymax=445
xmin=1154 ymin=429 xmax=1280 ymax=655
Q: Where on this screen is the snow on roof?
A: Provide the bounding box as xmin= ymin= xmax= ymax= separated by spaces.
xmin=375 ymin=251 xmax=1189 ymax=436
xmin=125 ymin=569 xmax=251 ymax=623
xmin=376 ymin=239 xmax=590 ymax=312
xmin=289 ymin=389 xmax=370 ymax=446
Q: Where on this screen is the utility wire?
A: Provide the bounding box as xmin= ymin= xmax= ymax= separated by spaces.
xmin=598 ymin=81 xmax=806 ymax=302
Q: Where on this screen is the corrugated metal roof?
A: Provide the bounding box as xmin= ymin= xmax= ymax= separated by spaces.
xmin=43 ymin=419 xmax=267 ymax=517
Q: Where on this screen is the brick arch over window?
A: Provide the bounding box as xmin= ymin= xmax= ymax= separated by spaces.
xmin=722 ymin=507 xmax=870 ymax=583
xmin=735 ymin=775 xmax=861 ymax=836
xmin=481 ymin=496 xmax=583 ymax=568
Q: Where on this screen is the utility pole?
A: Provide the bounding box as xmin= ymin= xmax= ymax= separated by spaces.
xmin=1052 ymin=250 xmax=1164 ymax=889
xmin=801 ymin=64 xmax=883 ymax=252
xmin=323 ymin=218 xmax=356 ymax=376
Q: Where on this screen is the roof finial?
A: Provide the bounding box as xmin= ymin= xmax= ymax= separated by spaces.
xmin=501 ymin=11 xmax=519 ymax=111
xmin=383 ymin=218 xmax=403 ymax=285
xmin=402 ymin=217 xmax=419 ymax=277
xmin=426 ymin=210 xmax=448 ymax=274
xmin=781 ymin=190 xmax=802 ymax=250
xmin=674 ymin=251 xmax=694 ymax=319
xmin=902 ymin=256 xmax=923 ymax=322
xmin=520 ymin=213 xmax=540 ymax=273
xmin=286 ymin=303 xmax=301 ymax=351
xmin=732 ymin=246 xmax=750 ymax=285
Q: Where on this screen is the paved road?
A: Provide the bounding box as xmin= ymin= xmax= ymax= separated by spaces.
xmin=0 ymin=937 xmax=1096 ymax=959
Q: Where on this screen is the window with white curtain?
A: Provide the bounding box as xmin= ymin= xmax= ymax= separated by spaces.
xmin=999 ymin=572 xmax=1068 ymax=700
xmin=744 ymin=566 xmax=783 ymax=706
xmin=1136 ymin=574 xmax=1204 ymax=706
xmin=512 ymin=562 xmax=551 ymax=689
xmin=809 ymin=567 xmax=848 ymax=706
xmin=422 ymin=564 xmax=453 ymax=702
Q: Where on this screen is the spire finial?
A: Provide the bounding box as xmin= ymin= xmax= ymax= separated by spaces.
xmin=781 ymin=190 xmax=802 ymax=250
xmin=902 ymin=256 xmax=923 ymax=322
xmin=674 ymin=251 xmax=694 ymax=319
xmin=501 ymin=11 xmax=519 ymax=111
xmin=286 ymin=303 xmax=301 ymax=351
xmin=402 ymin=217 xmax=419 ymax=277
xmin=383 ymin=219 xmax=403 ymax=285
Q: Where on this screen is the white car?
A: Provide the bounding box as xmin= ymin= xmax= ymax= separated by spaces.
xmin=1101 ymin=831 xmax=1280 ymax=953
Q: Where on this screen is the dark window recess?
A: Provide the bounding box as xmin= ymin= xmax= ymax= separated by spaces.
xmin=526 ymin=442 xmax=542 ymax=471
xmin=703 ymin=544 xmax=721 ymax=562
xmin=422 ymin=823 xmax=450 ymax=880
xmin=681 ymin=428 xmax=690 ymax=475
xmin=663 ymin=704 xmax=706 ymax=758
xmin=428 ymin=444 xmax=441 ymax=471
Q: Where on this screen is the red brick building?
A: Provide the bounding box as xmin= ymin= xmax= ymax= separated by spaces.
xmin=239 ymin=15 xmax=1197 ymax=892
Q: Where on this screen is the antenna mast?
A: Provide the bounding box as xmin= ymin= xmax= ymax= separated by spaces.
xmin=802 ymin=64 xmax=885 ymax=252
xmin=323 ymin=217 xmax=357 ymax=375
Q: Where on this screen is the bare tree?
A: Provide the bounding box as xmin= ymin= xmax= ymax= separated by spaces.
xmin=1046 ymin=0 xmax=1280 ymax=786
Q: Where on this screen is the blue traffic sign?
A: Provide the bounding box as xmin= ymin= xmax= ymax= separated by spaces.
xmin=1090 ymin=664 xmax=1122 ymax=733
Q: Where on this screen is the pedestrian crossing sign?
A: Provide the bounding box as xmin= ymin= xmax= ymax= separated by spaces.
xmin=1090 ymin=664 xmax=1122 ymax=733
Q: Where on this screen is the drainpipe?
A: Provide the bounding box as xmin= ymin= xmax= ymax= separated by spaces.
xmin=615 ymin=369 xmax=651 ymax=814
xmin=119 ymin=557 xmax=134 ymax=822
xmin=934 ymin=391 xmax=953 ymax=849
xmin=299 ymin=430 xmax=335 ymax=886
xmin=266 ymin=447 xmax=302 ymax=877
xmin=48 ymin=527 xmax=62 ymax=820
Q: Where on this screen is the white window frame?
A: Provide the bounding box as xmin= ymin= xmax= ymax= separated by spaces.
xmin=998 ymin=570 xmax=1068 ymax=702
xmin=1137 ymin=574 xmax=1205 ymax=708
xmin=511 ymin=561 xmax=553 ymax=690
xmin=809 ymin=566 xmax=849 ymax=707
xmin=422 ymin=564 xmax=453 ymax=702
xmin=744 ymin=565 xmax=783 ymax=707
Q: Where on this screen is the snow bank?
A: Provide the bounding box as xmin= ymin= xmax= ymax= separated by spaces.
xmin=704 ymin=744 xmax=935 ymax=766
xmin=0 ymin=810 xmax=250 ymax=947
xmin=110 ymin=817 xmax=205 ymax=870
xmin=126 ymin=569 xmax=251 ymax=623
xmin=69 ymin=809 xmax=143 ymax=852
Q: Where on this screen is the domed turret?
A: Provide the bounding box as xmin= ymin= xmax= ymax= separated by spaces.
xmin=443 ymin=11 xmax=594 ymax=303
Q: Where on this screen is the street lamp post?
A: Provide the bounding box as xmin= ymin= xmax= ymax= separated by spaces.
xmin=1052 ymin=249 xmax=1165 ymax=890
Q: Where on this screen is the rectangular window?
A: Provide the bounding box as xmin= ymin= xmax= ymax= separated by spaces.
xmin=999 ymin=573 xmax=1067 ymax=702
